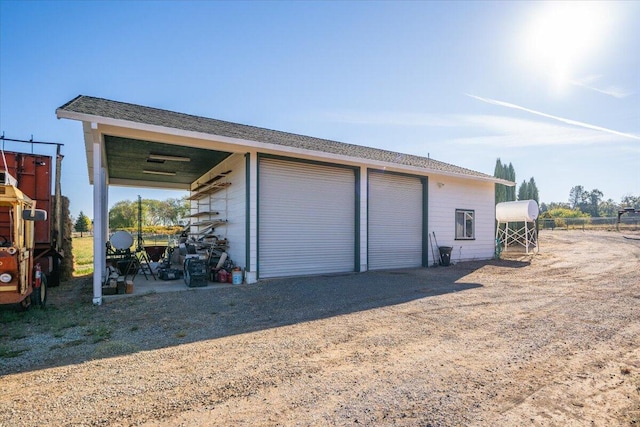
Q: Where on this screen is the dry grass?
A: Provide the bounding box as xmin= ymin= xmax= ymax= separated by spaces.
xmin=72 ymin=236 xmax=93 ymax=276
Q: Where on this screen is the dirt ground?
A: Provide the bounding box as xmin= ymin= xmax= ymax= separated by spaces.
xmin=1 ymin=230 xmax=639 ymax=426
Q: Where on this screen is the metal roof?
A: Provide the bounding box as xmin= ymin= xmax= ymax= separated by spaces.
xmin=57 ymin=95 xmax=511 ymax=185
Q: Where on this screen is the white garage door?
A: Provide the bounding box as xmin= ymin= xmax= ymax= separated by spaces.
xmin=259 ymin=157 xmax=356 ymax=278
xmin=368 ymin=172 xmax=424 ymax=270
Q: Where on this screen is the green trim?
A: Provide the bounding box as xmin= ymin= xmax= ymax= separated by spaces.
xmin=368 ymin=168 xmax=425 ymax=180
xmin=256 ymin=155 xmax=260 ymax=279
xmin=245 ymin=153 xmax=251 ymax=272
xmin=354 ymin=167 xmax=361 ymax=272
xmin=366 ymin=170 xmax=370 ymax=269
xmin=258 ymin=152 xmax=360 ymax=172
xmin=422 ymin=176 xmax=429 ymax=267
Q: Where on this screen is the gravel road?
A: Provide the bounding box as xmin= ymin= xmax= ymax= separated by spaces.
xmin=1 ymin=230 xmax=639 ymax=426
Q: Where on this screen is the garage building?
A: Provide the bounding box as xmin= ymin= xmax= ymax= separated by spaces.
xmin=56 ymin=96 xmax=514 ymax=305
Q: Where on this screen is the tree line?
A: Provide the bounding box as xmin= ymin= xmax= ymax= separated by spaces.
xmin=541 ymin=188 xmax=639 ymax=218
xmin=493 ymin=158 xmax=638 ymax=218
xmin=74 ymin=196 xmax=190 ymax=233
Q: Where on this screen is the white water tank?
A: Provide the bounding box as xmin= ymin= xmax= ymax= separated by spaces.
xmin=496 ymin=200 xmax=539 ymax=222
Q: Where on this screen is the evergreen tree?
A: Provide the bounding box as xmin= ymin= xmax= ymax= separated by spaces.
xmin=506 ymin=163 xmax=516 ymax=201
xmin=529 ymin=177 xmax=539 ymax=204
xmin=518 ymin=177 xmax=540 ymax=204
xmin=494 ymin=158 xmax=507 ymax=204
xmin=517 ymin=180 xmax=529 ymax=201
xmin=493 ymin=158 xmax=518 ymax=203
xmin=74 ymin=211 xmax=91 ymax=237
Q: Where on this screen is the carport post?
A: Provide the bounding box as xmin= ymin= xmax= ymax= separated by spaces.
xmin=92 ymin=137 xmax=106 ymax=305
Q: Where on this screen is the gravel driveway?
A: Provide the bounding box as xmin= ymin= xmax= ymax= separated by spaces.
xmin=1 ymin=230 xmax=639 ymax=426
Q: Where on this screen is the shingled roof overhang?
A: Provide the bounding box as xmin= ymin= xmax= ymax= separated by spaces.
xmin=56 ymin=95 xmax=514 ymax=188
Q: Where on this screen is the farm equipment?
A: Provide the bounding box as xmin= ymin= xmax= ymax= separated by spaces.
xmin=0 ymin=141 xmax=65 ymax=308
xmin=0 ymin=183 xmax=48 ymax=307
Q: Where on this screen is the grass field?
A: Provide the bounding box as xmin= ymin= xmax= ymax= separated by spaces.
xmin=73 ymin=236 xmax=94 ymax=276
xmin=71 ymin=234 xmax=174 ymax=277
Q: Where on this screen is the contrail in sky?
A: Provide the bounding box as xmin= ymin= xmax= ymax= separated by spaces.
xmin=466 ymin=94 xmax=640 ymax=141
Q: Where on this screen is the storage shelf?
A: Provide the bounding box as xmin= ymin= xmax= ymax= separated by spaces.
xmin=187 ymin=182 xmax=231 ymax=200
xmin=191 ymin=219 xmax=227 ymax=227
xmin=188 ymin=220 xmax=228 ymax=237
xmin=188 ymin=211 xmax=220 ymax=218
xmin=191 ymin=170 xmax=232 ymax=192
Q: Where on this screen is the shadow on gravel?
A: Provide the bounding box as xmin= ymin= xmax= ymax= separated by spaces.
xmin=0 ymin=259 xmax=524 ymax=375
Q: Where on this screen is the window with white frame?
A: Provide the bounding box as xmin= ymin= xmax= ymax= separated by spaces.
xmin=455 ymin=209 xmax=475 ymax=240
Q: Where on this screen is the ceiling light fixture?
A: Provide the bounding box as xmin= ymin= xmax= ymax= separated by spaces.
xmin=143 ymin=169 xmax=176 ymax=176
xmin=148 ymin=154 xmax=191 ymax=162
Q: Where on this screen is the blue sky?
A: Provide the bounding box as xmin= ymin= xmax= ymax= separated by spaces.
xmin=1 ymin=1 xmax=638 ymax=219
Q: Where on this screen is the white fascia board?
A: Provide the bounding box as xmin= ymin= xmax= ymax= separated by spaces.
xmin=81 ymin=121 xmax=110 ymax=185
xmin=58 ymin=109 xmax=515 ymax=187
xmin=82 ymin=122 xmax=94 ymax=184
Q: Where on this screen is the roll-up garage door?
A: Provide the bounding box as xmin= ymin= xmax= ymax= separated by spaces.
xmin=368 ymin=172 xmax=424 ymax=270
xmin=259 ymin=157 xmax=356 ymax=278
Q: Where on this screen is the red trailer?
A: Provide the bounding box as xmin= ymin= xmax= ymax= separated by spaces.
xmin=0 ymin=151 xmax=62 ymax=287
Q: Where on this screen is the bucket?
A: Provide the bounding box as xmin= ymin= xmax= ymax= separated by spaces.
xmin=438 ymin=246 xmax=453 ymax=266
xmin=125 ymin=281 xmax=134 ymax=294
xmin=232 ymin=269 xmax=243 ymax=285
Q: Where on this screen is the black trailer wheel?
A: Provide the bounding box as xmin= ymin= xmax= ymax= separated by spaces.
xmin=30 ymin=274 xmax=48 ymax=309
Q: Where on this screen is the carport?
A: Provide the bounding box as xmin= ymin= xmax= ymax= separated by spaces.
xmin=57 ymin=96 xmax=256 ymax=305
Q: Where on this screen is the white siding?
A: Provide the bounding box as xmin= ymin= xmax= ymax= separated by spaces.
xmin=189 ymin=153 xmax=498 ymax=278
xmin=428 ymin=176 xmax=495 ymax=263
xmin=191 ymin=154 xmax=247 ymax=269
xmin=368 ymin=172 xmax=423 ymax=269
xmin=259 ymin=157 xmax=356 ymax=278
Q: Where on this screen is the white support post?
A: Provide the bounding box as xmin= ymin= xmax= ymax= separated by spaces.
xmin=505 ymin=223 xmax=509 ymax=252
xmin=497 ymin=220 xmax=538 ymax=254
xmin=92 ymin=136 xmax=105 ymax=305
xmin=245 ymin=152 xmax=258 ymax=284
xmin=359 ymin=167 xmax=368 ymax=272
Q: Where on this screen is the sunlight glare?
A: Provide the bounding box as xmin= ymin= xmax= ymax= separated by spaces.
xmin=521 ymin=2 xmax=610 ymax=92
